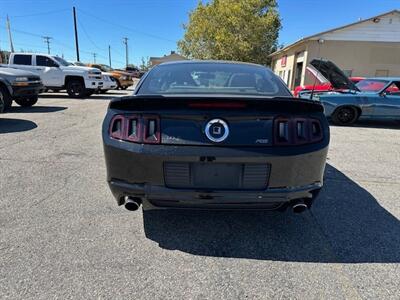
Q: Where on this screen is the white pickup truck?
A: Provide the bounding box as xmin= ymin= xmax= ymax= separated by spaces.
xmin=3 ymin=53 xmax=103 ymax=98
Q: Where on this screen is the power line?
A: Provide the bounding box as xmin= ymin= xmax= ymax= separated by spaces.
xmin=7 ymin=8 xmax=70 ymax=19
xmin=0 ymin=25 xmax=126 ymax=66
xmin=77 ymin=8 xmax=176 ymax=44
xmin=77 ymin=16 xmax=105 ymax=52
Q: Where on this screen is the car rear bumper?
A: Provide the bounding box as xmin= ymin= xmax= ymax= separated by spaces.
xmin=108 ymin=179 xmax=322 ymax=210
xmin=103 ymin=139 xmax=328 ymax=210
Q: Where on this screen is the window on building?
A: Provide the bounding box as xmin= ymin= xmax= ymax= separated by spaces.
xmin=13 ymin=54 xmax=32 ymax=65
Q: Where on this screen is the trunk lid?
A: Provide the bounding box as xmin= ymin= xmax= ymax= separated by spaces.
xmin=109 ymin=96 xmax=325 ymax=147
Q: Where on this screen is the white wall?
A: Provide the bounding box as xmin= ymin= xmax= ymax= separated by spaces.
xmin=313 ymin=12 xmax=400 ymax=42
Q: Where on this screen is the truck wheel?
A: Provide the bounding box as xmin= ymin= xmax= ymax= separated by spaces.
xmin=0 ymin=85 xmax=12 ymax=113
xmin=66 ymin=79 xmax=86 ymax=98
xmin=121 ymin=86 xmax=128 ymax=90
xmin=14 ymin=96 xmax=38 ymax=107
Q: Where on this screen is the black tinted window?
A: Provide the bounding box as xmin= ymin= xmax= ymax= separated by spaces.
xmin=13 ymin=55 xmax=32 ymax=65
xmin=36 ymin=56 xmax=58 ymax=67
xmin=138 ymin=63 xmax=291 ymax=97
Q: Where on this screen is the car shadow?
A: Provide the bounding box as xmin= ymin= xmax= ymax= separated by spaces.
xmin=143 ymin=164 xmax=400 ymax=263
xmin=330 ymin=119 xmax=400 ymax=130
xmin=0 ymin=118 xmax=38 ymax=133
xmin=8 ymin=106 xmax=67 ymax=113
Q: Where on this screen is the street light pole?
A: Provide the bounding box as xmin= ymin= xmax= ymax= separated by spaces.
xmin=123 ymin=37 xmax=128 ymax=68
xmin=108 ymin=45 xmax=112 ymax=68
xmin=73 ymin=7 xmax=80 ymax=62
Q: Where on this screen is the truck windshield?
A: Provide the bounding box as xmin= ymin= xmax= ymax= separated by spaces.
xmin=137 ymin=62 xmax=292 ymax=97
xmin=53 ymin=56 xmax=70 ymax=66
xmin=100 ymin=65 xmax=113 ymax=72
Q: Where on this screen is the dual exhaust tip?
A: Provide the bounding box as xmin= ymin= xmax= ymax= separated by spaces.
xmin=124 ymin=196 xmax=142 ymax=211
xmin=123 ymin=196 xmax=309 ymax=213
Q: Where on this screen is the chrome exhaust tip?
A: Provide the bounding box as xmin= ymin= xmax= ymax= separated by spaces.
xmin=292 ymin=201 xmax=308 ymax=214
xmin=124 ymin=197 xmax=142 ymax=211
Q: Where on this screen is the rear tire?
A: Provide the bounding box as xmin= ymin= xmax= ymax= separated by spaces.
xmin=66 ymin=79 xmax=86 ymax=98
xmin=14 ymin=96 xmax=38 ymax=107
xmin=0 ymin=85 xmax=12 ymax=113
xmin=331 ymin=106 xmax=359 ymax=126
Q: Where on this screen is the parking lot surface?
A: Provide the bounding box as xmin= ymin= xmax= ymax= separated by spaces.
xmin=1 ymin=91 xmax=399 ymax=299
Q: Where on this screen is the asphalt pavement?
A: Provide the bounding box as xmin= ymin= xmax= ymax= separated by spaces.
xmin=0 ymin=90 xmax=399 ymax=299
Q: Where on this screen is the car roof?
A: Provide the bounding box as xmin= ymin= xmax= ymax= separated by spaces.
xmin=158 ymin=60 xmax=266 ymax=68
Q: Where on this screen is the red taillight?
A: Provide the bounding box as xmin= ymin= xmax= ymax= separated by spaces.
xmin=109 ymin=114 xmax=161 ymax=144
xmin=142 ymin=115 xmax=161 ymax=144
xmin=274 ymin=117 xmax=323 ymax=146
xmin=109 ymin=115 xmax=125 ymax=140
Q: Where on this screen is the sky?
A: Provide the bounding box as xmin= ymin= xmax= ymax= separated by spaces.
xmin=0 ymin=0 xmax=399 ymax=68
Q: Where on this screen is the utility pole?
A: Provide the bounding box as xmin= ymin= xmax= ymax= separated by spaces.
xmin=108 ymin=45 xmax=112 ymax=68
xmin=42 ymin=36 xmax=52 ymax=54
xmin=92 ymin=52 xmax=97 ymax=63
xmin=123 ymin=37 xmax=128 ymax=68
xmin=6 ymin=15 xmax=15 ymax=53
xmin=73 ymin=6 xmax=80 ymax=62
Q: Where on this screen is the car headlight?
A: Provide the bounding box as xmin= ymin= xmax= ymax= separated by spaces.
xmin=87 ymin=71 xmax=101 ymax=79
xmin=15 ymin=77 xmax=28 ymax=82
xmin=120 ymin=76 xmax=128 ymax=80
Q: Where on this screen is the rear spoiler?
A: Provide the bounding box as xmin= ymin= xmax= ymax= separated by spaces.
xmin=109 ymin=95 xmax=324 ymax=114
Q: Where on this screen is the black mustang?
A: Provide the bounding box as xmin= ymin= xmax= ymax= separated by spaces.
xmin=102 ymin=61 xmax=329 ymax=213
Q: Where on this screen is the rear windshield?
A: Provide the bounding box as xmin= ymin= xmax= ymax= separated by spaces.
xmin=137 ymin=62 xmax=291 ymax=97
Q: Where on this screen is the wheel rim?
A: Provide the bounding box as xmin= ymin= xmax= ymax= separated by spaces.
xmin=337 ymin=108 xmax=355 ymax=124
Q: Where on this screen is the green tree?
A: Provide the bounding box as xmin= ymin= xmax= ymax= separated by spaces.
xmin=178 ymin=0 xmax=280 ymax=66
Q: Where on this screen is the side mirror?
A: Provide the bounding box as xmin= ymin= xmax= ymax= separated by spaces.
xmin=380 ymin=91 xmax=387 ymax=97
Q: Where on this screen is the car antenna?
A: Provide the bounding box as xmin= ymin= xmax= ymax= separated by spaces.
xmin=310 ymin=39 xmax=325 ymax=100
